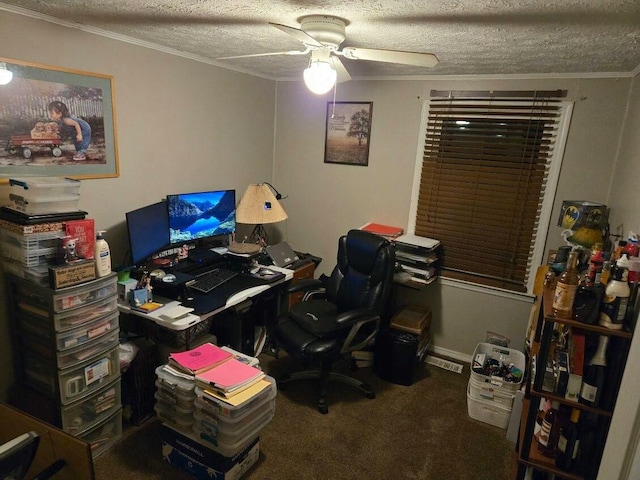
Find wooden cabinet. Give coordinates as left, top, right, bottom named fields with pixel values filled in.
left=516, top=287, right=634, bottom=479
left=288, top=261, right=316, bottom=308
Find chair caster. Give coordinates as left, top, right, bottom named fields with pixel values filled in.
left=317, top=404, right=329, bottom=414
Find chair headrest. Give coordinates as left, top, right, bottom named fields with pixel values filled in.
left=345, top=229, right=390, bottom=274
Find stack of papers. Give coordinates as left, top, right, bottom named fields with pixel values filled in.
left=168, top=342, right=233, bottom=375
left=196, top=359, right=265, bottom=398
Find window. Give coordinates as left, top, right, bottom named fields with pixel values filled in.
left=411, top=90, right=572, bottom=293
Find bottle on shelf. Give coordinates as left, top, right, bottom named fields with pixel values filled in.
left=537, top=400, right=560, bottom=457
left=624, top=256, right=640, bottom=331
left=573, top=272, right=604, bottom=325
left=552, top=250, right=580, bottom=319
left=600, top=260, right=612, bottom=286
left=555, top=408, right=581, bottom=472
left=587, top=243, right=605, bottom=283
left=599, top=263, right=630, bottom=330
left=533, top=397, right=551, bottom=442
left=579, top=335, right=609, bottom=408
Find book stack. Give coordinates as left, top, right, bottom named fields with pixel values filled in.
left=394, top=234, right=440, bottom=285
left=155, top=342, right=276, bottom=479
left=360, top=222, right=404, bottom=240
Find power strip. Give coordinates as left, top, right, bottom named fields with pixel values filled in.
left=426, top=355, right=464, bottom=374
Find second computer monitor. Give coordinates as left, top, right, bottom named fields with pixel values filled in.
left=167, top=189, right=236, bottom=246
left=126, top=201, right=171, bottom=266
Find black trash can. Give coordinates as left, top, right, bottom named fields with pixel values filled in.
left=374, top=328, right=421, bottom=386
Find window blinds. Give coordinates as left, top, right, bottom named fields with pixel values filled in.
left=415, top=90, right=566, bottom=292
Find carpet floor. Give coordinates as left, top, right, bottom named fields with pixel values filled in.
left=94, top=353, right=515, bottom=480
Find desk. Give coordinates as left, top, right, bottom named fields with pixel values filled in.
left=118, top=265, right=294, bottom=351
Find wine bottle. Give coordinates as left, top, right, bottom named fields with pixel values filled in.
left=553, top=251, right=580, bottom=318
left=573, top=275, right=603, bottom=325
left=537, top=400, right=560, bottom=457
left=555, top=408, right=581, bottom=471
left=579, top=335, right=609, bottom=407
left=533, top=397, right=550, bottom=442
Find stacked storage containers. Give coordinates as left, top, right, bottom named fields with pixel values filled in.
left=467, top=342, right=525, bottom=429
left=155, top=351, right=276, bottom=480
left=2, top=177, right=122, bottom=459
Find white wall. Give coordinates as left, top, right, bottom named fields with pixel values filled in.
left=274, top=77, right=632, bottom=358
left=0, top=10, right=276, bottom=400
left=597, top=76, right=640, bottom=480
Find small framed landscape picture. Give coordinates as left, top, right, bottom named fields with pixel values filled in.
left=324, top=101, right=372, bottom=166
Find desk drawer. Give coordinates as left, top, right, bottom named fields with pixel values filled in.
left=288, top=262, right=316, bottom=308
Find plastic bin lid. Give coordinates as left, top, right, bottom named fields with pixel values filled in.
left=9, top=177, right=80, bottom=188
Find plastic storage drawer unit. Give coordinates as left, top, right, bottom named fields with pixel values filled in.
left=77, top=407, right=123, bottom=458
left=61, top=377, right=122, bottom=435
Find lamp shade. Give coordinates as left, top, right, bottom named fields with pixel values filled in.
left=236, top=184, right=288, bottom=225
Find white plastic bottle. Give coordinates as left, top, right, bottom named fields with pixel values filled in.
left=94, top=230, right=112, bottom=277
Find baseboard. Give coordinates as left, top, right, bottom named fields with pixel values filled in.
left=427, top=345, right=472, bottom=365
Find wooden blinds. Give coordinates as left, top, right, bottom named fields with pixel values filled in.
left=416, top=90, right=566, bottom=292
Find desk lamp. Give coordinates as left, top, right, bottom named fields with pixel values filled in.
left=233, top=183, right=288, bottom=253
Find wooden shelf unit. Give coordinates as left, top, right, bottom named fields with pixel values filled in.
left=515, top=287, right=635, bottom=479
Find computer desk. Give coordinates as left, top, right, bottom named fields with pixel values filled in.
left=117, top=264, right=295, bottom=350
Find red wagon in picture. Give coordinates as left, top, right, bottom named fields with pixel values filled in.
left=5, top=134, right=63, bottom=159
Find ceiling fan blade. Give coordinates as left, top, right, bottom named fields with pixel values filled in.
left=331, top=56, right=352, bottom=83
left=340, top=47, right=439, bottom=67
left=270, top=22, right=324, bottom=48
left=217, top=49, right=309, bottom=60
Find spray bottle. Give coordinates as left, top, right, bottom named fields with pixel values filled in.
left=94, top=230, right=111, bottom=277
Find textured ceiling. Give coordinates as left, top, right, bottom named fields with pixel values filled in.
left=1, top=0, right=639, bottom=80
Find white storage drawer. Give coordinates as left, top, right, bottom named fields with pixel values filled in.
left=61, top=377, right=121, bottom=435
left=0, top=228, right=64, bottom=267
left=12, top=273, right=117, bottom=313
left=59, top=345, right=120, bottom=404
left=57, top=328, right=120, bottom=369
left=57, top=311, right=119, bottom=351
left=78, top=407, right=123, bottom=458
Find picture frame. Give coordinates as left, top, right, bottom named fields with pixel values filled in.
left=0, top=57, right=119, bottom=180
left=324, top=101, right=372, bottom=166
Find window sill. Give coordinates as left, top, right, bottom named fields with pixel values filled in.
left=439, top=277, right=535, bottom=304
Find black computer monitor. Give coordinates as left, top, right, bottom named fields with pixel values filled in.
left=126, top=201, right=171, bottom=266
left=166, top=189, right=236, bottom=246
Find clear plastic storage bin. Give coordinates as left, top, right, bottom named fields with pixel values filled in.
left=0, top=228, right=64, bottom=267
left=53, top=294, right=118, bottom=332
left=154, top=397, right=195, bottom=430
left=155, top=380, right=196, bottom=410
left=155, top=364, right=196, bottom=396
left=57, top=328, right=120, bottom=369
left=59, top=345, right=120, bottom=404
left=193, top=402, right=274, bottom=444
left=9, top=177, right=81, bottom=198
left=57, top=311, right=119, bottom=351
left=78, top=407, right=123, bottom=458
left=61, top=377, right=121, bottom=435
left=194, top=375, right=276, bottom=420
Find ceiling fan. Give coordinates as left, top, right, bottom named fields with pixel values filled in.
left=217, top=15, right=439, bottom=94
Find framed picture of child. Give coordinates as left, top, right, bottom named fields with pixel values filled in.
left=0, top=57, right=119, bottom=180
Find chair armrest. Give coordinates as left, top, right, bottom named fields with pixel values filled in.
left=335, top=307, right=376, bottom=327
left=339, top=311, right=380, bottom=354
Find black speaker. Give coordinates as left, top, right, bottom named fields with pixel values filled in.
left=374, top=328, right=420, bottom=386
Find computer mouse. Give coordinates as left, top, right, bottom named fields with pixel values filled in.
left=261, top=268, right=276, bottom=275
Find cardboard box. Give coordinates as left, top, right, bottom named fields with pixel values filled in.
left=49, top=259, right=95, bottom=289
left=557, top=201, right=607, bottom=230
left=161, top=423, right=259, bottom=480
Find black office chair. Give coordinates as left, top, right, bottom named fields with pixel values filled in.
left=273, top=229, right=395, bottom=414
left=0, top=431, right=65, bottom=480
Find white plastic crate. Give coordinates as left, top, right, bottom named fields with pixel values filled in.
left=467, top=383, right=512, bottom=429
left=468, top=376, right=516, bottom=409
left=470, top=343, right=525, bottom=393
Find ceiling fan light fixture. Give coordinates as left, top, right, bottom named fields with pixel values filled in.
left=0, top=62, right=13, bottom=85
left=303, top=60, right=337, bottom=95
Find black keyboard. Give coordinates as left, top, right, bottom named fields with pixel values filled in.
left=187, top=268, right=239, bottom=293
